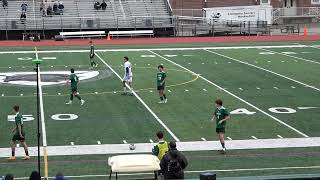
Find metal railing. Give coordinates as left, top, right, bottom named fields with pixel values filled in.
left=0, top=15, right=174, bottom=31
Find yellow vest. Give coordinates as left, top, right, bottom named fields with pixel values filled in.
left=157, top=141, right=169, bottom=160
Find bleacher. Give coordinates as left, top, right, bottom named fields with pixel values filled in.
left=0, top=0, right=172, bottom=30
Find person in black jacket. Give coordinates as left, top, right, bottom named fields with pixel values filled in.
left=160, top=142, right=188, bottom=179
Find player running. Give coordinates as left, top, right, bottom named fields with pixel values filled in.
left=66, top=68, right=85, bottom=105
left=157, top=65, right=167, bottom=104
left=121, top=56, right=133, bottom=96
left=8, top=105, right=30, bottom=160
left=89, top=41, right=98, bottom=68
left=211, top=99, right=230, bottom=154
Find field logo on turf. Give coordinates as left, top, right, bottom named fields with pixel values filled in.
left=0, top=71, right=99, bottom=86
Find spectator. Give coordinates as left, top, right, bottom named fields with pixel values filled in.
left=21, top=1, right=28, bottom=12
left=58, top=1, right=64, bottom=14
left=160, top=142, right=188, bottom=180
left=40, top=1, right=44, bottom=11
left=152, top=131, right=168, bottom=160
left=29, top=171, right=41, bottom=180
left=4, top=174, right=14, bottom=180
left=20, top=12, right=26, bottom=24
left=94, top=1, right=100, bottom=10
left=2, top=0, right=8, bottom=9
left=100, top=0, right=107, bottom=10
left=47, top=5, right=52, bottom=16
left=53, top=2, right=58, bottom=13
left=54, top=172, right=68, bottom=180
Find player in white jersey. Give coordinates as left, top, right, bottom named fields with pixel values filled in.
left=122, top=56, right=133, bottom=96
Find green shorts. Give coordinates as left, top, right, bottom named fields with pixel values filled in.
left=71, top=87, right=78, bottom=93
left=216, top=127, right=225, bottom=134
left=12, top=133, right=25, bottom=142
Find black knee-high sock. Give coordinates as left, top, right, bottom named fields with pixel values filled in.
left=25, top=149, right=29, bottom=156
left=163, top=94, right=167, bottom=99
left=93, top=61, right=96, bottom=65
left=160, top=96, right=164, bottom=101
left=70, top=94, right=74, bottom=101
left=12, top=150, right=15, bottom=157
left=75, top=95, right=82, bottom=101
left=221, top=143, right=225, bottom=148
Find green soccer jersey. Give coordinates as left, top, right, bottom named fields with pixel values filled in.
left=214, top=107, right=229, bottom=129
left=157, top=71, right=166, bottom=86
left=69, top=73, right=79, bottom=89
left=90, top=45, right=94, bottom=57
left=15, top=113, right=24, bottom=135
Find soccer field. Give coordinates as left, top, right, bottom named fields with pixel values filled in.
left=0, top=41, right=320, bottom=179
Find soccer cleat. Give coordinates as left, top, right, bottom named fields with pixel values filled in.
left=22, top=156, right=30, bottom=160
left=95, top=64, right=98, bottom=67
left=164, top=99, right=168, bottom=103
left=7, top=156, right=16, bottom=160
left=219, top=148, right=227, bottom=154
left=66, top=101, right=72, bottom=105
left=81, top=100, right=85, bottom=105
left=158, top=101, right=164, bottom=104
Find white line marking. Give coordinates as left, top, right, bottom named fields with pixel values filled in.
left=298, top=107, right=319, bottom=110
left=149, top=139, right=154, bottom=143
left=97, top=141, right=101, bottom=145
left=35, top=51, right=48, bottom=147
left=201, top=137, right=206, bottom=141
left=251, top=136, right=258, bottom=140
left=123, top=140, right=127, bottom=144
left=150, top=50, right=308, bottom=138
left=70, top=142, right=74, bottom=146
left=227, top=137, right=232, bottom=140
left=260, top=48, right=320, bottom=65
left=2, top=137, right=320, bottom=157
left=205, top=49, right=320, bottom=93
left=0, top=45, right=307, bottom=54
left=95, top=53, right=180, bottom=142
left=277, top=135, right=283, bottom=139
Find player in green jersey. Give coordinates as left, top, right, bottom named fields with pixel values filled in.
left=8, top=105, right=30, bottom=160
left=66, top=68, right=85, bottom=105
left=157, top=65, right=167, bottom=104
left=211, top=99, right=230, bottom=154
left=89, top=41, right=98, bottom=68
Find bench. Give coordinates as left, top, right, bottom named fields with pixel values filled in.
left=59, top=31, right=106, bottom=39
left=109, top=30, right=154, bottom=38
left=108, top=154, right=160, bottom=180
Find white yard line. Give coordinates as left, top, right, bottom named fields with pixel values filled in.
left=0, top=45, right=307, bottom=54
left=259, top=48, right=320, bottom=65
left=1, top=137, right=320, bottom=157
left=35, top=51, right=48, bottom=147
left=205, top=49, right=320, bottom=93
left=95, top=53, right=180, bottom=142
left=149, top=50, right=309, bottom=138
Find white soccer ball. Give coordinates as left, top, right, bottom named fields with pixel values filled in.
left=129, top=144, right=136, bottom=150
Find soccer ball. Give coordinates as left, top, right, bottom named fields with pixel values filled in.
left=129, top=144, right=136, bottom=150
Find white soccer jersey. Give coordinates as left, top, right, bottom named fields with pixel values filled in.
left=124, top=61, right=132, bottom=77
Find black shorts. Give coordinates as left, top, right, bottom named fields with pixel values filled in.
left=157, top=84, right=165, bottom=91
left=12, top=133, right=25, bottom=141
left=71, top=87, right=78, bottom=93
left=216, top=128, right=225, bottom=134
